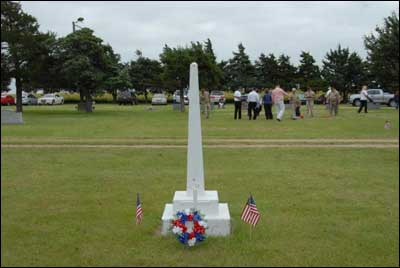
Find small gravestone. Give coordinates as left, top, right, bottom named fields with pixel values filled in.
left=1, top=110, right=23, bottom=125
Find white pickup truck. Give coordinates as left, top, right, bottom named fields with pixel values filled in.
left=349, top=89, right=396, bottom=107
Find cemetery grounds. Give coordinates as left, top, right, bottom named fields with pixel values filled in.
left=1, top=104, right=399, bottom=266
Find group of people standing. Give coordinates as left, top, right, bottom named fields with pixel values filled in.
left=204, top=85, right=398, bottom=121
left=233, top=85, right=320, bottom=122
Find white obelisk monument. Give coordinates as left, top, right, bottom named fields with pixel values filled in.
left=161, top=63, right=231, bottom=236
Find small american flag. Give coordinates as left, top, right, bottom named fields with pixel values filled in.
left=241, top=195, right=260, bottom=226
left=136, top=193, right=143, bottom=225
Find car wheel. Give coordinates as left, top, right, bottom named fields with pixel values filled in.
left=389, top=99, right=396, bottom=107
left=354, top=99, right=361, bottom=107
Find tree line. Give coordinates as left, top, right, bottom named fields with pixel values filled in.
left=1, top=1, right=398, bottom=112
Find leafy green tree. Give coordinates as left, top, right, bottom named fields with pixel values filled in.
left=1, top=1, right=40, bottom=112
left=364, top=12, right=399, bottom=91
left=1, top=49, right=12, bottom=90
left=276, top=54, right=297, bottom=89
left=159, top=41, right=223, bottom=111
left=297, top=51, right=320, bottom=87
left=255, top=53, right=279, bottom=88
left=189, top=41, right=222, bottom=91
left=105, top=65, right=132, bottom=103
left=218, top=60, right=229, bottom=90
left=204, top=38, right=216, bottom=63
left=102, top=45, right=128, bottom=102
left=322, top=45, right=366, bottom=98
left=225, top=43, right=256, bottom=90
left=56, top=28, right=116, bottom=112
left=24, top=32, right=61, bottom=93
left=129, top=50, right=162, bottom=103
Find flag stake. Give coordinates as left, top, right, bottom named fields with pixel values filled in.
left=249, top=224, right=252, bottom=240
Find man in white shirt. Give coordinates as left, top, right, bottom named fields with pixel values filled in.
left=358, top=85, right=371, bottom=114
left=233, top=88, right=242, bottom=120
left=247, top=88, right=260, bottom=120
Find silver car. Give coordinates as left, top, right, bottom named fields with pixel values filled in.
left=22, top=94, right=38, bottom=105
left=152, top=93, right=168, bottom=105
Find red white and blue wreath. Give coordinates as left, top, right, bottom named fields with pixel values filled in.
left=171, top=209, right=207, bottom=246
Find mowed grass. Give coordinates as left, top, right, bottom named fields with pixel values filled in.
left=1, top=103, right=399, bottom=266
left=1, top=147, right=399, bottom=267
left=1, top=103, right=399, bottom=140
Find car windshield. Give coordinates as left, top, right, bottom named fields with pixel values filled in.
left=44, top=94, right=54, bottom=97
left=211, top=91, right=223, bottom=95
left=154, top=94, right=164, bottom=98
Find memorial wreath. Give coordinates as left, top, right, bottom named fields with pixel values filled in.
left=171, top=209, right=207, bottom=246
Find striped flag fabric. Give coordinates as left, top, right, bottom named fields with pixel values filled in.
left=241, top=195, right=261, bottom=226
left=136, top=193, right=143, bottom=225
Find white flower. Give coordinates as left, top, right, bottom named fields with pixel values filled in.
left=187, top=238, right=197, bottom=247
left=172, top=226, right=183, bottom=235
left=198, top=221, right=207, bottom=228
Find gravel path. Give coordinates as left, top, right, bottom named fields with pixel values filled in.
left=2, top=143, right=398, bottom=149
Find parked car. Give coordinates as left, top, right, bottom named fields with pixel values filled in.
left=38, top=94, right=64, bottom=105
left=1, top=94, right=15, bottom=106
left=173, top=89, right=189, bottom=105
left=151, top=93, right=168, bottom=105
left=117, top=89, right=137, bottom=105
left=210, top=90, right=225, bottom=104
left=349, top=89, right=396, bottom=107
left=22, top=93, right=38, bottom=105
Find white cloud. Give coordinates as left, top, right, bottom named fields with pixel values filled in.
left=20, top=1, right=398, bottom=65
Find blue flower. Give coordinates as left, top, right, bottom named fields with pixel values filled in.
left=195, top=233, right=205, bottom=242
left=193, top=214, right=201, bottom=222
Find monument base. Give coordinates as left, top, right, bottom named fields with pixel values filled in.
left=161, top=190, right=231, bottom=236
left=1, top=110, right=23, bottom=125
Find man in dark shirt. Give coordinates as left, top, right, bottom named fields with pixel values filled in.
left=262, top=89, right=273, bottom=120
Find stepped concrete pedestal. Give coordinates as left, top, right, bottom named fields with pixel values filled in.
left=161, top=63, right=231, bottom=236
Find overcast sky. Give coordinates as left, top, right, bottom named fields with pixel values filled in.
left=20, top=1, right=399, bottom=65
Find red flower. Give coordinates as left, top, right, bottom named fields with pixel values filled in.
left=187, top=214, right=193, bottom=221
left=189, top=232, right=195, bottom=239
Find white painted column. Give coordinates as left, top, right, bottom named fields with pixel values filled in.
left=186, top=62, right=205, bottom=195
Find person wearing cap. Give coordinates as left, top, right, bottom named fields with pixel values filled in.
left=304, top=87, right=316, bottom=117
left=200, top=88, right=211, bottom=119
left=289, top=88, right=301, bottom=120
left=326, top=85, right=341, bottom=117
left=271, top=84, right=289, bottom=122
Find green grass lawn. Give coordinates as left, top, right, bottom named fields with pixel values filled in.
left=1, top=148, right=398, bottom=267
left=1, top=103, right=399, bottom=266
left=1, top=104, right=399, bottom=141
